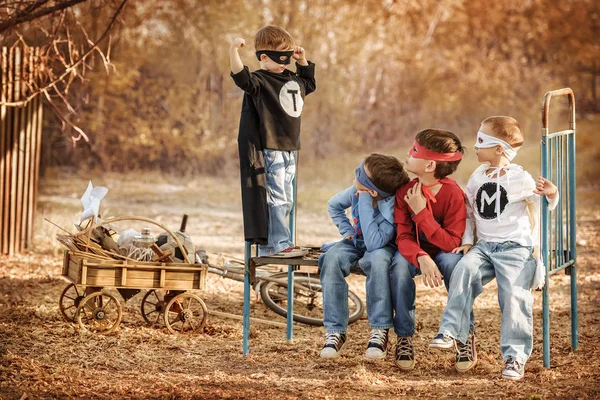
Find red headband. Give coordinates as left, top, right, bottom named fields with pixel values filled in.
left=409, top=140, right=462, bottom=161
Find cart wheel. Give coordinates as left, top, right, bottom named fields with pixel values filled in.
left=141, top=290, right=166, bottom=325
left=59, top=283, right=86, bottom=322
left=76, top=292, right=122, bottom=334
left=164, top=293, right=208, bottom=334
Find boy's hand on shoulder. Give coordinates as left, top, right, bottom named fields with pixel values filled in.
left=417, top=255, right=443, bottom=288
left=533, top=176, right=558, bottom=199
left=293, top=46, right=308, bottom=65
left=404, top=181, right=427, bottom=214
left=230, top=38, right=245, bottom=50
left=452, top=244, right=472, bottom=254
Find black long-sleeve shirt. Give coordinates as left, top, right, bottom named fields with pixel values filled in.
left=231, top=61, right=316, bottom=150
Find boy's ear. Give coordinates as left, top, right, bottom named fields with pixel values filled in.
left=494, top=145, right=504, bottom=155
left=425, top=160, right=436, bottom=173
left=260, top=54, right=268, bottom=62
left=367, top=189, right=378, bottom=198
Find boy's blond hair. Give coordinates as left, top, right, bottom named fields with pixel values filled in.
left=481, top=116, right=524, bottom=148
left=254, top=26, right=294, bottom=51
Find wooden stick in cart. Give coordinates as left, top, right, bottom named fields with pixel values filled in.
left=151, top=243, right=175, bottom=263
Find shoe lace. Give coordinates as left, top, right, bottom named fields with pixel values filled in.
left=369, top=329, right=387, bottom=346
left=505, top=357, right=522, bottom=371
left=325, top=333, right=342, bottom=346
left=456, top=335, right=473, bottom=361
left=396, top=337, right=413, bottom=356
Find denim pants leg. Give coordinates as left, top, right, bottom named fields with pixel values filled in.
left=434, top=251, right=475, bottom=332
left=438, top=241, right=496, bottom=344
left=260, top=149, right=296, bottom=255
left=389, top=251, right=420, bottom=336
left=358, top=244, right=396, bottom=330
left=319, top=239, right=364, bottom=334
left=492, top=242, right=536, bottom=364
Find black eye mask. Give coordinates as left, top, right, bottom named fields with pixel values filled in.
left=255, top=50, right=294, bottom=65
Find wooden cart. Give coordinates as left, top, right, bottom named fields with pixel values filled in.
left=58, top=216, right=208, bottom=335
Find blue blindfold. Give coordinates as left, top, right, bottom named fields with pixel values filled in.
left=354, top=161, right=392, bottom=198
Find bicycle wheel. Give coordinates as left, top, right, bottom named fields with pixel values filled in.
left=260, top=272, right=364, bottom=326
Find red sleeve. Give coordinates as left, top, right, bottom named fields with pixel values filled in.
left=395, top=181, right=428, bottom=267
left=411, top=184, right=466, bottom=252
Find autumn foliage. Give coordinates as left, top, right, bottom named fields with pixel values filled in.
left=8, top=0, right=598, bottom=175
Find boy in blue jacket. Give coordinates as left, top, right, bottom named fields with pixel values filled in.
left=319, top=153, right=410, bottom=359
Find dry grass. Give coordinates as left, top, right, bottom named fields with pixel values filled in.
left=1, top=171, right=599, bottom=399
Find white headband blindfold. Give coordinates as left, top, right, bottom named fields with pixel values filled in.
left=475, top=131, right=517, bottom=161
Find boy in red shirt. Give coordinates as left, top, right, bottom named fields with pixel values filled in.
left=390, top=129, right=469, bottom=371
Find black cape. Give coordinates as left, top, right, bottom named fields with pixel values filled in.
left=231, top=62, right=316, bottom=244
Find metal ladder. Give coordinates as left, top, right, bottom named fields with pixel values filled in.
left=541, top=88, right=578, bottom=367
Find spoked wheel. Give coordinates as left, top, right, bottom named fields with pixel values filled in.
left=141, top=290, right=167, bottom=325
left=260, top=272, right=365, bottom=326
left=163, top=292, right=208, bottom=334
left=59, top=283, right=86, bottom=322
left=75, top=292, right=122, bottom=334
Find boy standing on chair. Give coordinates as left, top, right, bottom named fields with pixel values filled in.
left=429, top=116, right=559, bottom=381
left=230, top=26, right=316, bottom=258
left=319, top=153, right=410, bottom=359
left=390, top=129, right=468, bottom=371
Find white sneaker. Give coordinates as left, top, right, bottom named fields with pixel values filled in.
left=502, top=357, right=525, bottom=380
left=429, top=333, right=455, bottom=349
left=271, top=247, right=308, bottom=258
left=365, top=329, right=388, bottom=359
left=320, top=333, right=347, bottom=358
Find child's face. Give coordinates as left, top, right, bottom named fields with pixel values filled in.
left=404, top=145, right=435, bottom=176
left=259, top=45, right=293, bottom=73
left=474, top=123, right=503, bottom=163
left=353, top=164, right=378, bottom=198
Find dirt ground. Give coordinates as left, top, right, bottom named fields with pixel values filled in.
left=1, top=172, right=599, bottom=399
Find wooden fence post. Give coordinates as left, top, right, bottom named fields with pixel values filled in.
left=0, top=45, right=44, bottom=255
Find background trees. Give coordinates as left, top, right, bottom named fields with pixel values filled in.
left=5, top=0, right=598, bottom=175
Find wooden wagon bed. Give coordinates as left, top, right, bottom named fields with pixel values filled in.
left=62, top=250, right=208, bottom=290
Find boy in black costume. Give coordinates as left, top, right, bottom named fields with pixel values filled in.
left=230, top=26, right=316, bottom=257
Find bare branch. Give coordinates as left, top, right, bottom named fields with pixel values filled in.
left=0, top=0, right=89, bottom=34
left=0, top=0, right=129, bottom=107
left=43, top=90, right=89, bottom=143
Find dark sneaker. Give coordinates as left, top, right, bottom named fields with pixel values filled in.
left=455, top=332, right=477, bottom=373
left=502, top=357, right=525, bottom=380
left=394, top=336, right=415, bottom=371
left=429, top=333, right=455, bottom=349
left=320, top=333, right=347, bottom=358
left=271, top=247, right=308, bottom=258
left=365, top=329, right=388, bottom=359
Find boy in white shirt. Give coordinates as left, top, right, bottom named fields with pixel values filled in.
left=429, top=116, right=559, bottom=381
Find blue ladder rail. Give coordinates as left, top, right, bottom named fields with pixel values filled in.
left=541, top=88, right=578, bottom=368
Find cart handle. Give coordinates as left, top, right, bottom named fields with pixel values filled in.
left=76, top=215, right=194, bottom=264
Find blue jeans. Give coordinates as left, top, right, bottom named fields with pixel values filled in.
left=259, top=149, right=296, bottom=255
left=390, top=250, right=468, bottom=337
left=319, top=239, right=396, bottom=333
left=438, top=240, right=535, bottom=364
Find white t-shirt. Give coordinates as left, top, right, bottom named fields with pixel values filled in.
left=463, top=164, right=559, bottom=246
